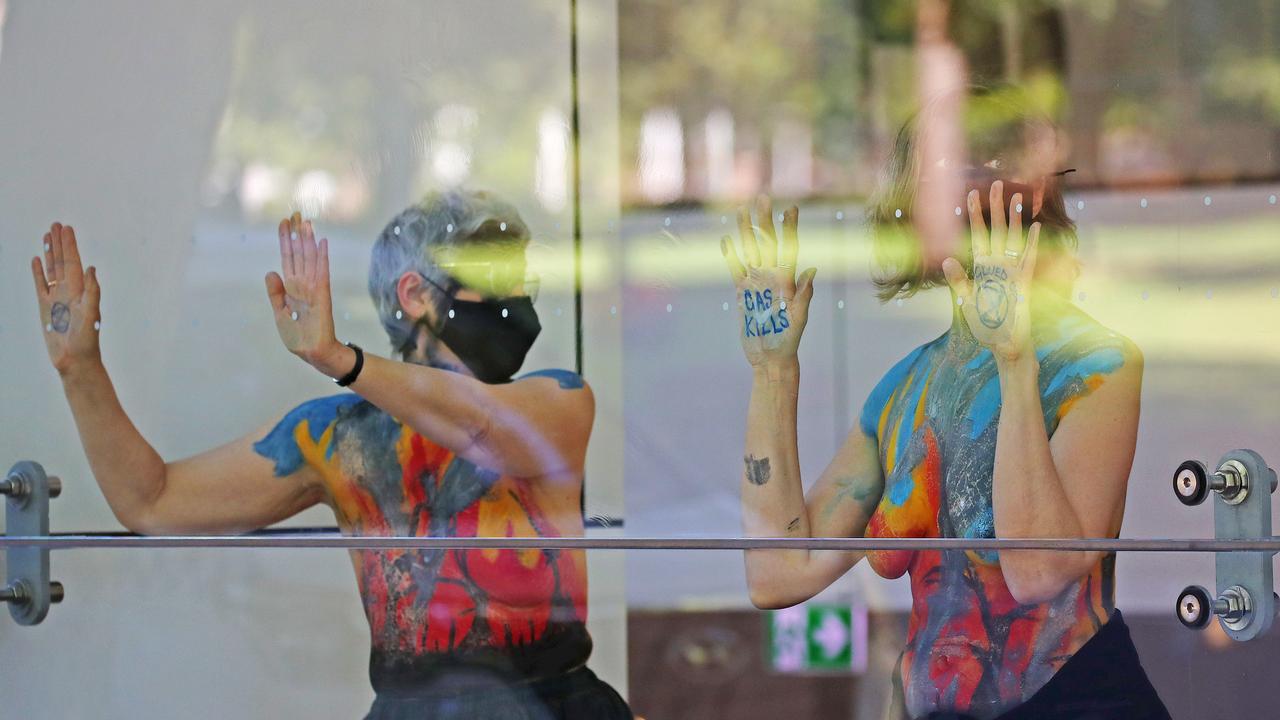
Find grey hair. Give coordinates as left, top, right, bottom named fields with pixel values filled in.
left=368, top=189, right=531, bottom=358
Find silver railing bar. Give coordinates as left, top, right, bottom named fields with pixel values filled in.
left=2, top=535, right=1280, bottom=552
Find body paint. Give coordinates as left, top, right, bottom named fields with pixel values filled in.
left=253, top=374, right=591, bottom=680
left=858, top=301, right=1129, bottom=717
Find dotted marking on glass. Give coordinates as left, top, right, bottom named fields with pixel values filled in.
left=722, top=302, right=729, bottom=311
left=501, top=308, right=509, bottom=318
left=395, top=310, right=403, bottom=320
left=1205, top=290, right=1213, bottom=299
left=291, top=231, right=299, bottom=240
left=895, top=298, right=903, bottom=307
left=666, top=304, right=673, bottom=313
left=1271, top=195, right=1278, bottom=205
left=777, top=212, right=784, bottom=222
left=664, top=217, right=671, bottom=227
left=45, top=323, right=52, bottom=332
left=837, top=300, right=845, bottom=310
left=779, top=300, right=787, bottom=310
left=291, top=311, right=299, bottom=321
left=721, top=216, right=728, bottom=225
left=447, top=223, right=454, bottom=232
left=500, top=222, right=507, bottom=231
left=1076, top=200, right=1085, bottom=210
left=1203, top=196, right=1212, bottom=206
left=393, top=226, right=400, bottom=236
left=835, top=211, right=844, bottom=221
left=1015, top=203, right=1023, bottom=213
left=610, top=306, right=617, bottom=315
left=44, top=242, right=50, bottom=252
left=956, top=297, right=964, bottom=306
left=448, top=309, right=456, bottom=319
left=954, top=206, right=963, bottom=216
left=894, top=208, right=902, bottom=218
left=1142, top=291, right=1150, bottom=301
left=93, top=320, right=101, bottom=331
left=1140, top=198, right=1148, bottom=209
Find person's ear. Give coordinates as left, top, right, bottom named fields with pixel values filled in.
left=397, top=272, right=438, bottom=328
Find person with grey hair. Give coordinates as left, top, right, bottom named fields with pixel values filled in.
left=29, top=189, right=632, bottom=719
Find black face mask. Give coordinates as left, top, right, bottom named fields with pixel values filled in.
left=434, top=295, right=541, bottom=384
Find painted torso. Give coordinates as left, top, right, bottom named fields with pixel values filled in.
left=860, top=302, right=1128, bottom=719
left=254, top=373, right=590, bottom=690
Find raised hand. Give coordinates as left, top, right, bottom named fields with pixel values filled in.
left=942, top=181, right=1040, bottom=362
left=31, top=223, right=102, bottom=376
left=720, top=195, right=817, bottom=367
left=265, top=212, right=339, bottom=366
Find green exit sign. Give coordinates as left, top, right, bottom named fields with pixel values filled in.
left=767, top=603, right=867, bottom=674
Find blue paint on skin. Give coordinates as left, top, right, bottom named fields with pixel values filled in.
left=1045, top=348, right=1125, bottom=396
left=859, top=342, right=933, bottom=437
left=518, top=368, right=585, bottom=390
left=253, top=394, right=364, bottom=476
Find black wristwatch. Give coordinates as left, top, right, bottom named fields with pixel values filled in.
left=333, top=342, right=364, bottom=387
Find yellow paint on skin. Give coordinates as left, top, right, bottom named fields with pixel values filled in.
left=294, top=420, right=363, bottom=524
left=476, top=477, right=543, bottom=568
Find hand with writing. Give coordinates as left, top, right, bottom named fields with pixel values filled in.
left=720, top=195, right=817, bottom=368
left=942, top=181, right=1040, bottom=363
left=31, top=223, right=103, bottom=377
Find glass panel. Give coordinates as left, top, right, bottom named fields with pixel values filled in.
left=3, top=0, right=1280, bottom=719
left=2, top=546, right=1280, bottom=717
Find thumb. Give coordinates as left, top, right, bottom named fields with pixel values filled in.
left=796, top=267, right=817, bottom=302
left=85, top=266, right=102, bottom=311
left=265, top=272, right=287, bottom=313
left=941, top=257, right=972, bottom=298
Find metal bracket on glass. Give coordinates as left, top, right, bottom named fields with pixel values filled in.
left=1173, top=450, right=1278, bottom=640
left=2, top=461, right=64, bottom=625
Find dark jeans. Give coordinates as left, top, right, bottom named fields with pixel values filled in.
left=364, top=666, right=632, bottom=720
left=923, top=610, right=1171, bottom=720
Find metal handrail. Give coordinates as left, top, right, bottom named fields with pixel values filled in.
left=2, top=534, right=1279, bottom=552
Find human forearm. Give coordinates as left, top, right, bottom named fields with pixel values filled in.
left=741, top=360, right=806, bottom=535
left=992, top=356, right=1096, bottom=601
left=59, top=360, right=166, bottom=528
left=311, top=341, right=489, bottom=453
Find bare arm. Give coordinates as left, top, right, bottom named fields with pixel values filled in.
left=943, top=183, right=1141, bottom=604
left=991, top=349, right=1140, bottom=604
left=264, top=214, right=593, bottom=480
left=32, top=223, right=324, bottom=535
left=722, top=198, right=884, bottom=609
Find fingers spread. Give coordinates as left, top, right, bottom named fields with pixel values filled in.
left=318, top=237, right=331, bottom=289
left=755, top=194, right=778, bottom=267
left=967, top=189, right=989, bottom=258
left=31, top=257, right=48, bottom=303
left=50, top=222, right=65, bottom=281
left=736, top=206, right=761, bottom=267
left=1007, top=192, right=1024, bottom=256
left=781, top=205, right=800, bottom=270
left=62, top=224, right=84, bottom=289
left=43, top=232, right=54, bottom=283
left=941, top=257, right=973, bottom=298
left=1022, top=222, right=1041, bottom=276
left=721, top=235, right=747, bottom=283
left=988, top=180, right=1006, bottom=256
left=301, top=220, right=316, bottom=280
left=289, top=213, right=304, bottom=280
